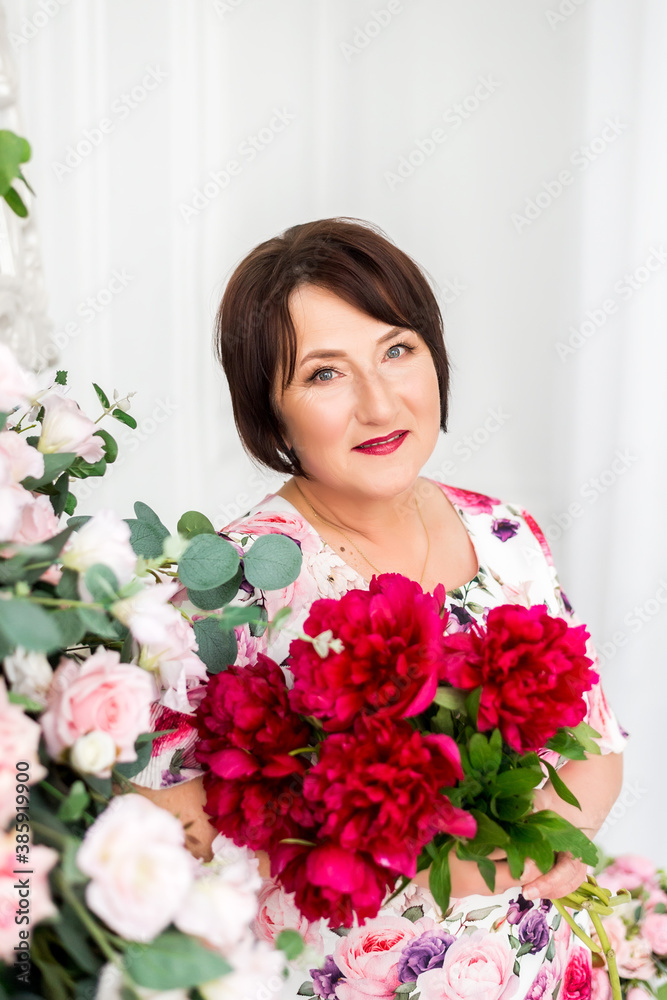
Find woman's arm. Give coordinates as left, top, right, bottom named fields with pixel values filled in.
left=413, top=749, right=624, bottom=900
left=129, top=776, right=271, bottom=876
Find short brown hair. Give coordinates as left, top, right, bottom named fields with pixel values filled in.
left=214, top=216, right=450, bottom=481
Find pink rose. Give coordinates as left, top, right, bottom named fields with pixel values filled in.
left=40, top=647, right=157, bottom=776
left=37, top=392, right=105, bottom=463
left=417, top=929, right=519, bottom=1000
left=641, top=912, right=667, bottom=956
left=333, top=916, right=434, bottom=999
left=76, top=793, right=197, bottom=941
left=0, top=454, right=32, bottom=539
left=0, top=831, right=57, bottom=962
left=0, top=429, right=44, bottom=484
left=4, top=493, right=64, bottom=584
left=224, top=506, right=319, bottom=552
left=253, top=877, right=324, bottom=952
left=438, top=483, right=501, bottom=515
left=590, top=967, right=611, bottom=1000
left=0, top=679, right=47, bottom=827
left=561, top=948, right=592, bottom=1000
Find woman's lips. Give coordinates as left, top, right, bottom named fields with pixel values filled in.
left=352, top=430, right=409, bottom=455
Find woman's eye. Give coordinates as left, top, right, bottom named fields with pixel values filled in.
left=307, top=342, right=413, bottom=383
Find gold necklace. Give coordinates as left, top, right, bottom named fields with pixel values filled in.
left=292, top=479, right=431, bottom=586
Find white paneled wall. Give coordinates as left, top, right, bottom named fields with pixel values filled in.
left=6, top=0, right=667, bottom=858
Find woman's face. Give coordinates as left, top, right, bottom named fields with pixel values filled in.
left=273, top=284, right=442, bottom=498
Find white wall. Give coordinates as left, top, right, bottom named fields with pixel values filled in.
left=7, top=0, right=667, bottom=860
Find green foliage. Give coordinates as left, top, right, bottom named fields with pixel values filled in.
left=242, top=532, right=302, bottom=590
left=123, top=931, right=232, bottom=989
left=178, top=533, right=240, bottom=590
left=177, top=510, right=216, bottom=538
left=0, top=129, right=32, bottom=216
left=193, top=617, right=238, bottom=673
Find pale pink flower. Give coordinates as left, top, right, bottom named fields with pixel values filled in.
left=3, top=493, right=64, bottom=584
left=253, top=877, right=324, bottom=952
left=590, top=967, right=611, bottom=1000
left=0, top=678, right=47, bottom=827
left=198, top=933, right=285, bottom=1000
left=626, top=989, right=653, bottom=1000
left=0, top=452, right=32, bottom=539
left=37, top=392, right=105, bottom=463
left=3, top=646, right=53, bottom=707
left=76, top=793, right=197, bottom=941
left=0, top=343, right=38, bottom=412
left=598, top=917, right=655, bottom=981
left=334, top=916, right=436, bottom=999
left=599, top=855, right=659, bottom=893
left=646, top=888, right=667, bottom=912
left=139, top=615, right=208, bottom=715
left=0, top=429, right=44, bottom=484
left=111, top=580, right=182, bottom=645
left=0, top=830, right=58, bottom=961
left=61, top=508, right=137, bottom=602
left=233, top=624, right=265, bottom=667
left=417, top=928, right=520, bottom=1000
left=40, top=647, right=157, bottom=776
left=175, top=840, right=261, bottom=951
left=642, top=911, right=667, bottom=956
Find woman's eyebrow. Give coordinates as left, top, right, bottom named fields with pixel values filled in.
left=298, top=326, right=409, bottom=368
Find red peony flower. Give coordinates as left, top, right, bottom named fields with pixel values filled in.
left=271, top=841, right=396, bottom=927
left=438, top=603, right=599, bottom=752
left=194, top=654, right=316, bottom=851
left=288, top=572, right=449, bottom=731
left=303, top=715, right=476, bottom=878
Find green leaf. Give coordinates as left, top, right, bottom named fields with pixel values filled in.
left=491, top=795, right=534, bottom=822
left=56, top=567, right=80, bottom=599
left=218, top=606, right=267, bottom=629
left=465, top=904, right=502, bottom=921
left=50, top=471, right=71, bottom=517
left=64, top=491, right=78, bottom=515
left=571, top=721, right=602, bottom=754
left=57, top=781, right=90, bottom=822
left=20, top=451, right=77, bottom=490
left=433, top=687, right=466, bottom=711
left=94, top=427, right=118, bottom=464
left=0, top=598, right=62, bottom=652
left=297, top=985, right=316, bottom=997
left=68, top=455, right=108, bottom=479
left=7, top=691, right=43, bottom=713
left=178, top=533, right=240, bottom=590
left=113, top=738, right=154, bottom=779
left=524, top=811, right=598, bottom=866
left=83, top=563, right=120, bottom=604
left=0, top=410, right=8, bottom=431
left=55, top=370, right=68, bottom=385
left=123, top=930, right=232, bottom=989
left=242, top=533, right=302, bottom=590
left=468, top=732, right=501, bottom=775
left=276, top=928, right=305, bottom=960
left=61, top=836, right=88, bottom=885
left=92, top=383, right=110, bottom=408
left=134, top=501, right=170, bottom=539
left=494, top=769, right=543, bottom=797
left=55, top=902, right=102, bottom=976
left=111, top=408, right=137, bottom=429
left=193, top=617, right=237, bottom=673
left=402, top=905, right=425, bottom=922
left=543, top=760, right=581, bottom=809
left=176, top=510, right=216, bottom=538
left=66, top=515, right=92, bottom=531
left=52, top=608, right=86, bottom=647
left=187, top=566, right=242, bottom=611
left=545, top=731, right=587, bottom=761
left=0, top=130, right=31, bottom=195
left=545, top=934, right=556, bottom=962
left=430, top=704, right=454, bottom=736
left=464, top=685, right=483, bottom=726
left=469, top=810, right=510, bottom=847
left=77, top=606, right=121, bottom=640
left=3, top=185, right=27, bottom=217
left=429, top=841, right=453, bottom=914
left=516, top=940, right=534, bottom=958
left=125, top=519, right=165, bottom=558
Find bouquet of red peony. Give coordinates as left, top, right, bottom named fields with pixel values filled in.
left=194, top=571, right=613, bottom=931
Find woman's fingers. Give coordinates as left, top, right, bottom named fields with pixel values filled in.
left=521, top=852, right=586, bottom=900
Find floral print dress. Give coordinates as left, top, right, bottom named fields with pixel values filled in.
left=132, top=479, right=629, bottom=1000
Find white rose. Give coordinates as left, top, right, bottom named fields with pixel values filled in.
left=70, top=731, right=117, bottom=775
left=61, top=508, right=137, bottom=601
left=3, top=646, right=53, bottom=707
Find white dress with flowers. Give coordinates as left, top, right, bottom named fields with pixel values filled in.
left=133, top=479, right=629, bottom=1000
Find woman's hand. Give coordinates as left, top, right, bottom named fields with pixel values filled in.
left=413, top=846, right=543, bottom=898
left=520, top=850, right=587, bottom=900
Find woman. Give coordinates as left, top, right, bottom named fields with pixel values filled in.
left=132, top=218, right=628, bottom=997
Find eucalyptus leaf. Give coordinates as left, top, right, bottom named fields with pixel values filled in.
left=134, top=501, right=170, bottom=539
left=193, top=617, right=237, bottom=673
left=178, top=533, right=240, bottom=590
left=83, top=563, right=120, bottom=604
left=92, top=382, right=110, bottom=408
left=123, top=930, right=232, bottom=989
left=242, top=532, right=302, bottom=590
left=177, top=510, right=216, bottom=538
left=126, top=519, right=165, bottom=559
left=187, top=566, right=242, bottom=611
left=0, top=598, right=62, bottom=652
left=95, top=427, right=118, bottom=464
left=20, top=451, right=78, bottom=491
left=276, top=929, right=305, bottom=960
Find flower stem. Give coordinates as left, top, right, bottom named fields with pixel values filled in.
left=25, top=595, right=106, bottom=610
left=552, top=898, right=603, bottom=954
left=588, top=907, right=622, bottom=1000
left=55, top=871, right=119, bottom=965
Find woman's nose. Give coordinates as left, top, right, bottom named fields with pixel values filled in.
left=353, top=368, right=400, bottom=422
